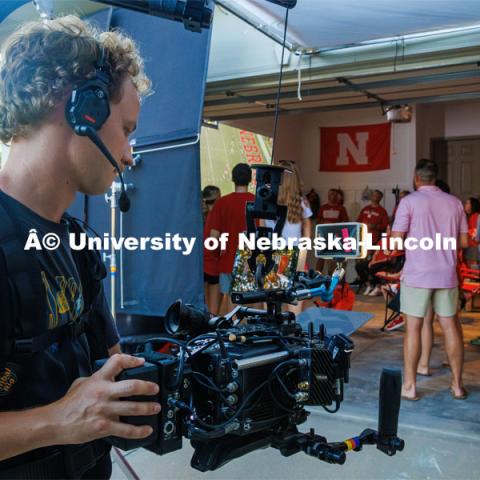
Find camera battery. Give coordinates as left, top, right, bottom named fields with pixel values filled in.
left=107, top=361, right=160, bottom=451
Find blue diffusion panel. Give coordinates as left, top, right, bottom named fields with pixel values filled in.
left=68, top=7, right=211, bottom=316
left=111, top=8, right=211, bottom=144
left=118, top=142, right=203, bottom=315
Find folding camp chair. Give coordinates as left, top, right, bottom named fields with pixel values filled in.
left=459, top=265, right=480, bottom=311
left=383, top=289, right=401, bottom=331
left=374, top=271, right=402, bottom=331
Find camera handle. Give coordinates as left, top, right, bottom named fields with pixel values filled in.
left=273, top=425, right=404, bottom=466
left=273, top=368, right=404, bottom=464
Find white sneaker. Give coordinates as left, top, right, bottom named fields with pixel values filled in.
left=363, top=285, right=373, bottom=295
left=368, top=286, right=382, bottom=296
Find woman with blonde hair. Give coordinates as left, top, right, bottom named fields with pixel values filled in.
left=266, top=160, right=312, bottom=314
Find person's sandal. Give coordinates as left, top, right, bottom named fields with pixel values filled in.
left=450, top=387, right=468, bottom=400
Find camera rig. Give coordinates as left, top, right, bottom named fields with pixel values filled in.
left=101, top=165, right=404, bottom=472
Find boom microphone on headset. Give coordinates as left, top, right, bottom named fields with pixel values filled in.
left=74, top=125, right=131, bottom=213
left=65, top=47, right=130, bottom=213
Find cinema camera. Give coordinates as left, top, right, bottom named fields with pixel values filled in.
left=99, top=165, right=404, bottom=472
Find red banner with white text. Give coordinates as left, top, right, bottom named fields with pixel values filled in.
left=319, top=123, right=391, bottom=172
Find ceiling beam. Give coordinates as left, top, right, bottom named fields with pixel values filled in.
left=204, top=68, right=480, bottom=107
left=337, top=76, right=385, bottom=103
left=204, top=91, right=480, bottom=121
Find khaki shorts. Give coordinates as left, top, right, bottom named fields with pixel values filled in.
left=400, top=283, right=458, bottom=318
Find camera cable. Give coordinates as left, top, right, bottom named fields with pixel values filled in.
left=322, top=399, right=341, bottom=414
left=191, top=377, right=270, bottom=431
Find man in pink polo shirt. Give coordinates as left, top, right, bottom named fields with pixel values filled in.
left=392, top=159, right=468, bottom=401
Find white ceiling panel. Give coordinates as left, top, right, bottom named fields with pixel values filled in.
left=219, top=0, right=480, bottom=50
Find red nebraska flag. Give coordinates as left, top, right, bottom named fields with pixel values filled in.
left=320, top=123, right=391, bottom=172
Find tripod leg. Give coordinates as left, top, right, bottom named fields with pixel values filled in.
left=111, top=446, right=140, bottom=480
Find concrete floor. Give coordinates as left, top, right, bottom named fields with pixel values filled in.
left=111, top=296, right=480, bottom=480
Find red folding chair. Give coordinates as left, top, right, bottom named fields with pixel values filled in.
left=459, top=264, right=480, bottom=311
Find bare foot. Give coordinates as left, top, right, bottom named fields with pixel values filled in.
left=416, top=368, right=431, bottom=376
left=450, top=385, right=467, bottom=399
left=401, top=384, right=419, bottom=400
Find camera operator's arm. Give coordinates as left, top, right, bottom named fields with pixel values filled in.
left=0, top=354, right=160, bottom=462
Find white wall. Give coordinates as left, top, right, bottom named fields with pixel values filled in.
left=415, top=100, right=480, bottom=157
left=297, top=108, right=416, bottom=219
left=228, top=107, right=416, bottom=219
left=445, top=100, right=480, bottom=138
left=226, top=99, right=480, bottom=220
left=416, top=103, right=445, bottom=158
left=225, top=100, right=480, bottom=277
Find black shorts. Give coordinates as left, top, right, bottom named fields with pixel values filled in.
left=204, top=273, right=219, bottom=285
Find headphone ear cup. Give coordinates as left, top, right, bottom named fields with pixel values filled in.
left=65, top=80, right=110, bottom=131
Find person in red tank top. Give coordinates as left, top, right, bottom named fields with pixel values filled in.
left=209, top=163, right=255, bottom=314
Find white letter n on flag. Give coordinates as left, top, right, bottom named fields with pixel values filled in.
left=336, top=132, right=369, bottom=166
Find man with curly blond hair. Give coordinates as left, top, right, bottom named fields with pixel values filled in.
left=0, top=15, right=160, bottom=478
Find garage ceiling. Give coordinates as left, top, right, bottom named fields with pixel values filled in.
left=205, top=1, right=480, bottom=121
left=1, top=1, right=479, bottom=122
left=218, top=0, right=480, bottom=51
left=204, top=62, right=480, bottom=121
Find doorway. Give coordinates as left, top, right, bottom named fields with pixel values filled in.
left=431, top=137, right=480, bottom=200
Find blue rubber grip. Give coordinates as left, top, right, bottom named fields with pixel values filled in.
left=309, top=275, right=339, bottom=302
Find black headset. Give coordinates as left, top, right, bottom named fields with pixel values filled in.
left=65, top=47, right=130, bottom=213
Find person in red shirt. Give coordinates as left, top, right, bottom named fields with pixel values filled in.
left=316, top=189, right=349, bottom=273
left=356, top=190, right=389, bottom=296
left=357, top=189, right=389, bottom=244
left=202, top=185, right=221, bottom=314
left=463, top=197, right=479, bottom=267
left=317, top=189, right=349, bottom=224
left=209, top=163, right=255, bottom=313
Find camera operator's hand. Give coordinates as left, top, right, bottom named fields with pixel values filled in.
left=49, top=354, right=161, bottom=445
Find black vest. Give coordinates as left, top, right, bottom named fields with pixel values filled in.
left=0, top=194, right=110, bottom=477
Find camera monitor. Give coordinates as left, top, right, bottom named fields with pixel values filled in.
left=315, top=222, right=368, bottom=259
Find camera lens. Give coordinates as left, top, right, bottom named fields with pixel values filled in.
left=165, top=300, right=182, bottom=334
left=257, top=185, right=272, bottom=199
left=165, top=300, right=214, bottom=336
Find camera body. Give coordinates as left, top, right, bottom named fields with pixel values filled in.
left=101, top=165, right=403, bottom=470
left=102, top=311, right=353, bottom=471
